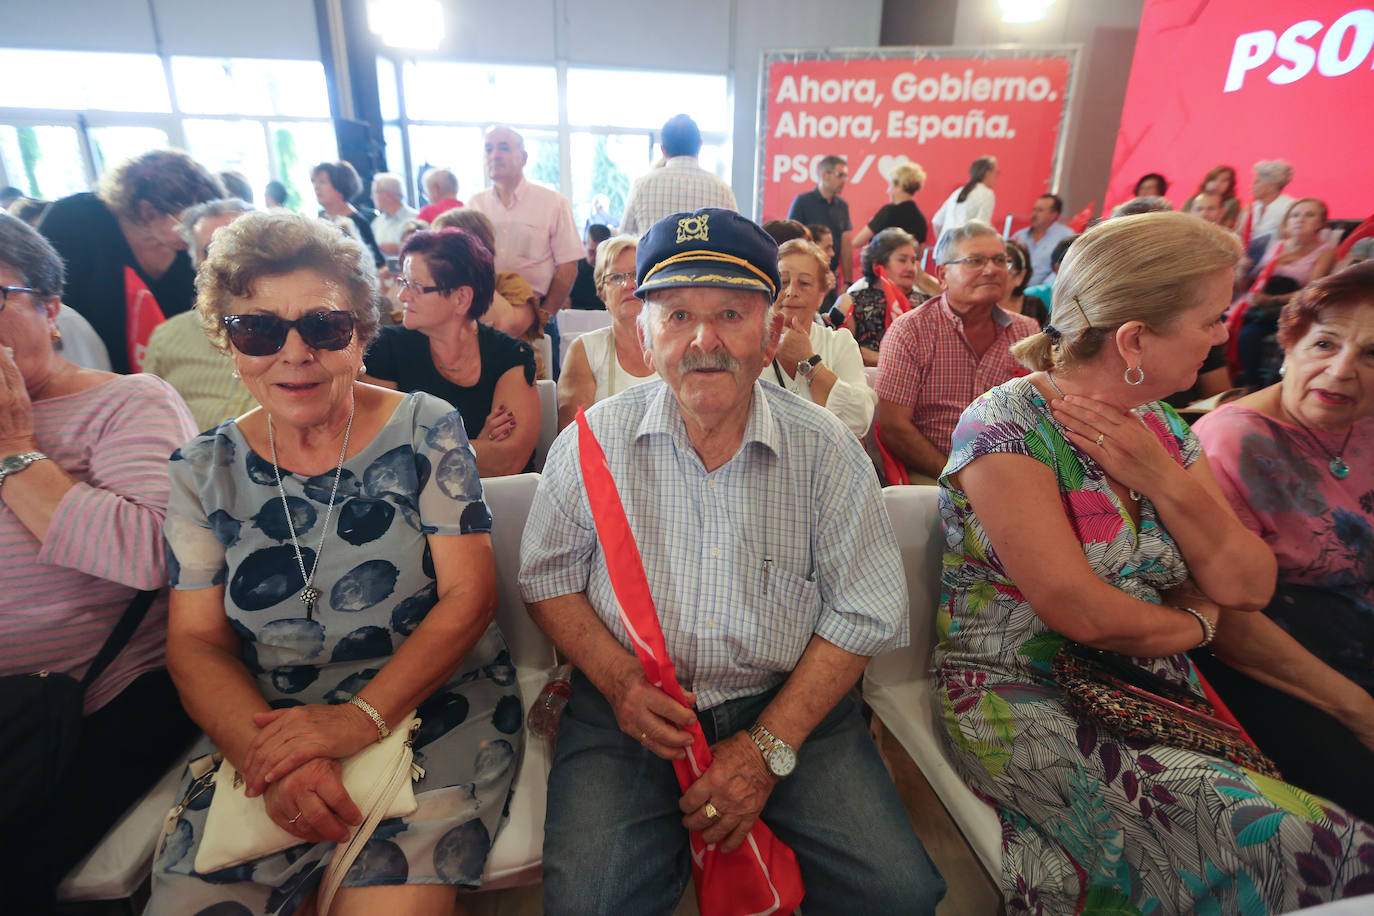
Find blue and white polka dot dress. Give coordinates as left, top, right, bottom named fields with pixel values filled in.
left=148, top=391, right=522, bottom=915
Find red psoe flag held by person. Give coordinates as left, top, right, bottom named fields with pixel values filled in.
left=575, top=410, right=806, bottom=916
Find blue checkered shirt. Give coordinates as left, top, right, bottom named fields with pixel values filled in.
left=518, top=378, right=909, bottom=710
left=620, top=156, right=739, bottom=237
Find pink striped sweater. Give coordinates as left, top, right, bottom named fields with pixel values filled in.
left=0, top=373, right=195, bottom=713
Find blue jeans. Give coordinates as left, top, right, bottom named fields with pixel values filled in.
left=542, top=671, right=945, bottom=915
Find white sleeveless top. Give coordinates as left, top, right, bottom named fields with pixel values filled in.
left=580, top=325, right=658, bottom=402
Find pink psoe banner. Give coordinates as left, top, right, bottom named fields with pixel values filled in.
left=760, top=55, right=1073, bottom=235
left=1109, top=1, right=1374, bottom=218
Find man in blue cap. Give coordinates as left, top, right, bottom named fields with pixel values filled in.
left=520, top=208, right=944, bottom=914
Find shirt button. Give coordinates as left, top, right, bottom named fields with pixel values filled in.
left=707, top=480, right=717, bottom=490
left=710, top=547, right=721, bottom=558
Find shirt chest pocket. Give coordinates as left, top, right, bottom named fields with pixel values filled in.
left=495, top=219, right=547, bottom=262
left=728, top=561, right=821, bottom=674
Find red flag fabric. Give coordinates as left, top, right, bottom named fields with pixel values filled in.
left=1067, top=203, right=1095, bottom=234
left=123, top=266, right=166, bottom=373
left=1335, top=214, right=1374, bottom=261
left=872, top=422, right=909, bottom=487
left=1225, top=241, right=1285, bottom=376
left=872, top=264, right=912, bottom=330
left=575, top=410, right=805, bottom=916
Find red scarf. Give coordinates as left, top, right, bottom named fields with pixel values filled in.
left=576, top=411, right=805, bottom=916
left=873, top=264, right=912, bottom=328
left=123, top=266, right=166, bottom=372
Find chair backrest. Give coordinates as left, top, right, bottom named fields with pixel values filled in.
left=863, top=366, right=880, bottom=389
left=867, top=485, right=946, bottom=685
left=481, top=472, right=558, bottom=671
left=533, top=379, right=557, bottom=471
left=556, top=308, right=612, bottom=354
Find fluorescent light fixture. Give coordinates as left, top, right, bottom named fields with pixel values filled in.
left=367, top=0, right=445, bottom=50
left=999, top=0, right=1055, bottom=23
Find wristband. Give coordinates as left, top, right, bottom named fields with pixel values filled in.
left=348, top=695, right=391, bottom=742
left=1178, top=606, right=1216, bottom=648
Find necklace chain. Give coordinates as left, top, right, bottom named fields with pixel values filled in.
left=268, top=403, right=356, bottom=617
left=1045, top=371, right=1143, bottom=501
left=1285, top=408, right=1354, bottom=480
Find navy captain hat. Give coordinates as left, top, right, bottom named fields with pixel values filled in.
left=635, top=208, right=781, bottom=301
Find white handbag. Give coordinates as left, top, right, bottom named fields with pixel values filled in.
left=164, top=712, right=423, bottom=912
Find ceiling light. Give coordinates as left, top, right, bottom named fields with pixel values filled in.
left=367, top=0, right=445, bottom=51
left=999, top=0, right=1056, bottom=23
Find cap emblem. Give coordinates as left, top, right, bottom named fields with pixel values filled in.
left=676, top=214, right=710, bottom=243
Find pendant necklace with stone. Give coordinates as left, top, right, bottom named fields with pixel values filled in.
left=268, top=403, right=355, bottom=617
left=1287, top=410, right=1354, bottom=480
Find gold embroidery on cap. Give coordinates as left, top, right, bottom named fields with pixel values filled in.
left=676, top=214, right=709, bottom=243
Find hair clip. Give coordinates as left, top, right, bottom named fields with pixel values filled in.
left=1043, top=324, right=1062, bottom=340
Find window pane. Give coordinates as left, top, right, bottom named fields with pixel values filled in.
left=566, top=69, right=729, bottom=132
left=89, top=127, right=170, bottom=176
left=183, top=120, right=270, bottom=206
left=402, top=62, right=557, bottom=124
left=698, top=141, right=731, bottom=180
left=172, top=57, right=330, bottom=117
left=570, top=133, right=651, bottom=229
left=0, top=49, right=170, bottom=112
left=382, top=125, right=407, bottom=198
left=377, top=57, right=400, bottom=122
left=407, top=125, right=484, bottom=208
left=523, top=130, right=560, bottom=193
left=0, top=125, right=87, bottom=199
left=270, top=122, right=338, bottom=213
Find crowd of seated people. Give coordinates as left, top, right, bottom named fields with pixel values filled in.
left=3, top=130, right=1373, bottom=915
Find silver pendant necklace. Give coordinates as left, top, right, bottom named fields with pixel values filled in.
left=267, top=404, right=355, bottom=617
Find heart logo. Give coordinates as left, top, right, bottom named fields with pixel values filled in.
left=877, top=155, right=910, bottom=182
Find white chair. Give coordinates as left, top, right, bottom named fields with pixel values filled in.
left=555, top=308, right=612, bottom=355
left=60, top=475, right=559, bottom=901
left=862, top=485, right=1004, bottom=884
left=863, top=365, right=880, bottom=389
left=480, top=472, right=560, bottom=888
left=533, top=379, right=557, bottom=473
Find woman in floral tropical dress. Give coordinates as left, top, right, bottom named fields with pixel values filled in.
left=932, top=212, right=1374, bottom=914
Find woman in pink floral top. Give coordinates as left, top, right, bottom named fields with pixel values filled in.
left=1193, top=261, right=1374, bottom=823
left=933, top=213, right=1373, bottom=914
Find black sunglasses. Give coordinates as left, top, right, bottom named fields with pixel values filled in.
left=222, top=310, right=356, bottom=356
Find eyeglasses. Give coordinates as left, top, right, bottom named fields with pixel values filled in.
left=1, top=286, right=36, bottom=311
left=395, top=276, right=447, bottom=295
left=604, top=272, right=636, bottom=289
left=944, top=255, right=1011, bottom=270
left=222, top=310, right=356, bottom=356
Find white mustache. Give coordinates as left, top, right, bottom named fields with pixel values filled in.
left=680, top=350, right=740, bottom=372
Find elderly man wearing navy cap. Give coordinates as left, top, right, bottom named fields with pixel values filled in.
left=519, top=208, right=944, bottom=914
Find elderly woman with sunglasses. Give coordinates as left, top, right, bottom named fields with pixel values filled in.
left=147, top=211, right=521, bottom=916
left=0, top=214, right=199, bottom=913
left=364, top=228, right=540, bottom=476
left=555, top=234, right=657, bottom=429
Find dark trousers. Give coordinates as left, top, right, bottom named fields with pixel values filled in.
left=1193, top=652, right=1374, bottom=822
left=1, top=669, right=198, bottom=913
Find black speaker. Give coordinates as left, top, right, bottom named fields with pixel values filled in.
left=334, top=118, right=381, bottom=203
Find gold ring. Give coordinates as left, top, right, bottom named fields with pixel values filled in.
left=1095, top=433, right=1105, bottom=446
left=639, top=731, right=648, bottom=743
left=704, top=802, right=720, bottom=819
left=288, top=812, right=302, bottom=825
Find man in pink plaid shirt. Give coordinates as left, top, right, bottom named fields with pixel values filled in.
left=875, top=221, right=1039, bottom=482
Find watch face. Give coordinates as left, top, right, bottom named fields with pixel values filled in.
left=0, top=455, right=23, bottom=472
left=767, top=745, right=797, bottom=777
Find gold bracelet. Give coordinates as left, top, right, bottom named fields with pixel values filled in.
left=348, top=695, right=391, bottom=742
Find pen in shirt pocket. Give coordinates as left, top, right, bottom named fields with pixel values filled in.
left=762, top=557, right=773, bottom=596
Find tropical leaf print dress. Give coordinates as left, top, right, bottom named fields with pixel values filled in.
left=931, top=378, right=1374, bottom=915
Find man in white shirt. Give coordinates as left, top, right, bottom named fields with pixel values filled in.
left=621, top=114, right=737, bottom=237
left=467, top=126, right=584, bottom=315
left=1011, top=194, right=1073, bottom=286
left=369, top=172, right=417, bottom=256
